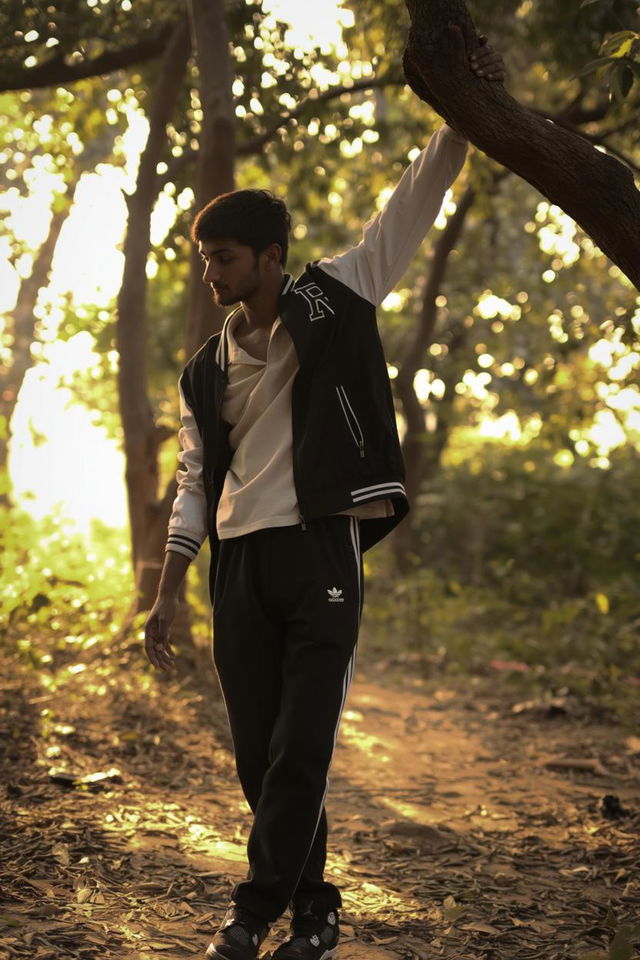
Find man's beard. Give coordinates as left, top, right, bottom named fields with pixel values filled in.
left=212, top=288, right=240, bottom=306
left=211, top=261, right=261, bottom=306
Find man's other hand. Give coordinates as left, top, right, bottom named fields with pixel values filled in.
left=144, top=596, right=177, bottom=671
left=470, top=36, right=507, bottom=82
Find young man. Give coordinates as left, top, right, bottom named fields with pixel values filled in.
left=145, top=42, right=505, bottom=960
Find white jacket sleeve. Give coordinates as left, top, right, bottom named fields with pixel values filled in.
left=318, top=125, right=468, bottom=306
left=166, top=383, right=208, bottom=561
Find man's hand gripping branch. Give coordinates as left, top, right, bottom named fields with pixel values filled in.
left=468, top=34, right=506, bottom=83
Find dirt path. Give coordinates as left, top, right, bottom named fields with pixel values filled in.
left=1, top=647, right=638, bottom=960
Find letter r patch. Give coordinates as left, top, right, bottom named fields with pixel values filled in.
left=293, top=282, right=335, bottom=322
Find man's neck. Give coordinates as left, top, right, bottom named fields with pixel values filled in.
left=241, top=274, right=285, bottom=331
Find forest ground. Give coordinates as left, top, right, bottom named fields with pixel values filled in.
left=1, top=634, right=639, bottom=960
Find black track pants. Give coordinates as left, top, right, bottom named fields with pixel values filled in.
left=212, top=516, right=363, bottom=923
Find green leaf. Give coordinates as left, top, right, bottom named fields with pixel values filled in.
left=0, top=914, right=22, bottom=928
left=580, top=0, right=601, bottom=6
left=600, top=31, right=639, bottom=51
left=610, top=931, right=633, bottom=960
left=604, top=909, right=618, bottom=932
left=599, top=32, right=640, bottom=66
left=573, top=56, right=618, bottom=79
left=611, top=39, right=635, bottom=58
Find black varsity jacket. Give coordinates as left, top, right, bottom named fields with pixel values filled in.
left=179, top=263, right=409, bottom=568
left=165, top=125, right=469, bottom=584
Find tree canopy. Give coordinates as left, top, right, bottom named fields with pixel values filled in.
left=1, top=0, right=638, bottom=621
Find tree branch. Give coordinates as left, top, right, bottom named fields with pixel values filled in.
left=393, top=185, right=477, bottom=510
left=0, top=20, right=181, bottom=93
left=556, top=96, right=612, bottom=126
left=575, top=133, right=640, bottom=175
left=531, top=111, right=640, bottom=174
left=390, top=184, right=479, bottom=569
left=398, top=185, right=476, bottom=378
left=402, top=0, right=640, bottom=288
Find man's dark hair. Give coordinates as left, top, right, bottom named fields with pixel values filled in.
left=191, top=189, right=292, bottom=268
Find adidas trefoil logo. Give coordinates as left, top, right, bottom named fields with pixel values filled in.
left=327, top=587, right=344, bottom=603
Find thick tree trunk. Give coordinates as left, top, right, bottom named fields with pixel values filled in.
left=116, top=18, right=190, bottom=596
left=135, top=0, right=237, bottom=615
left=402, top=0, right=640, bottom=289
left=391, top=187, right=476, bottom=571
left=185, top=0, right=237, bottom=359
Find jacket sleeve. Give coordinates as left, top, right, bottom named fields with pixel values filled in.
left=318, top=125, right=468, bottom=307
left=165, top=382, right=208, bottom=561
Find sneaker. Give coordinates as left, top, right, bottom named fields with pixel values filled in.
left=272, top=904, right=339, bottom=960
left=205, top=905, right=270, bottom=960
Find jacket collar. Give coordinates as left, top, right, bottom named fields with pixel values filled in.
left=279, top=273, right=295, bottom=312
left=215, top=276, right=295, bottom=371
left=215, top=306, right=241, bottom=371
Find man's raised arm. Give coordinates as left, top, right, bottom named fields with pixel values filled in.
left=319, top=124, right=468, bottom=306
left=319, top=39, right=505, bottom=306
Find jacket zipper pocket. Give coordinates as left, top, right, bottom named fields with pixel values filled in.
left=336, top=385, right=365, bottom=458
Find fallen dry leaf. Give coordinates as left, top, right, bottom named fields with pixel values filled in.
left=544, top=757, right=610, bottom=776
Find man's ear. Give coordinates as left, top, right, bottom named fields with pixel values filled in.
left=264, top=242, right=283, bottom=267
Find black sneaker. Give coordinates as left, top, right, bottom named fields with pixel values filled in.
left=272, top=904, right=339, bottom=960
left=205, top=905, right=270, bottom=960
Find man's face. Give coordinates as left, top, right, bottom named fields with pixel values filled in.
left=198, top=238, right=263, bottom=306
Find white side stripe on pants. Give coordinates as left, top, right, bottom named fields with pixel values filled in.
left=298, top=518, right=362, bottom=887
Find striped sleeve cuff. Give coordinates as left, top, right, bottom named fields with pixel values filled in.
left=166, top=531, right=203, bottom=561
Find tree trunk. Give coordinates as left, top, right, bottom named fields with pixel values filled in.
left=185, top=0, right=237, bottom=360
left=402, top=0, right=640, bottom=289
left=134, top=0, right=237, bottom=614
left=0, top=209, right=66, bottom=501
left=1, top=122, right=120, bottom=496
left=391, top=187, right=476, bottom=572
left=116, top=18, right=191, bottom=597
